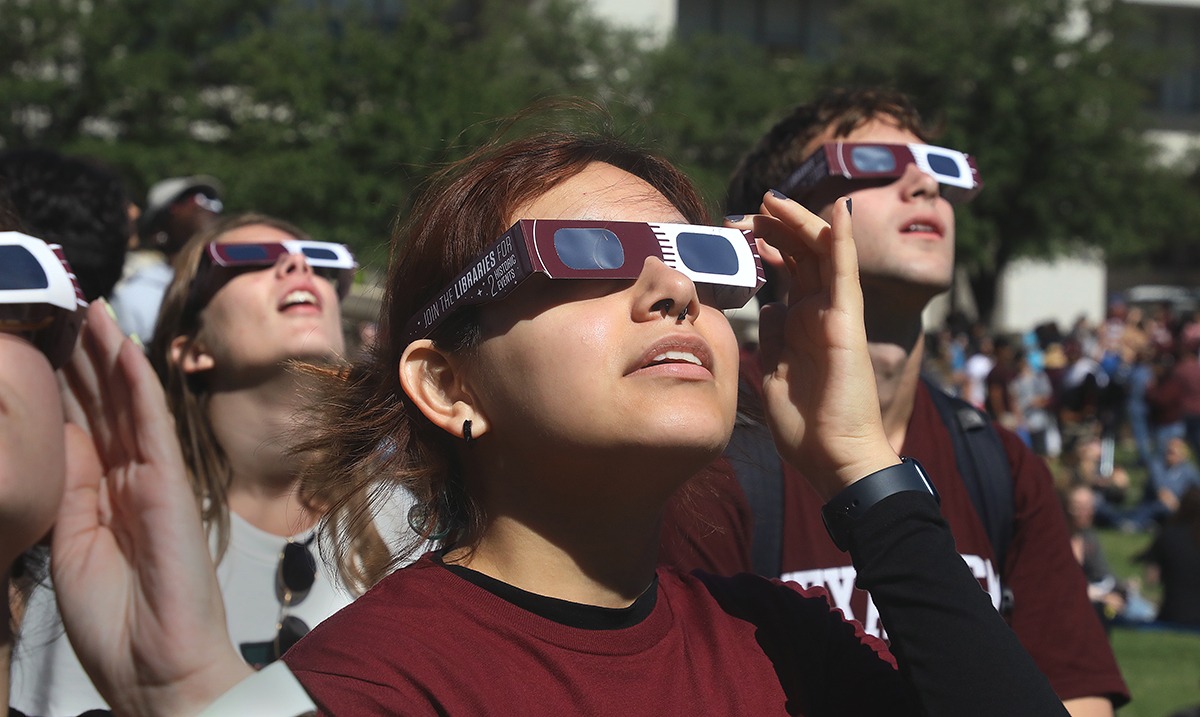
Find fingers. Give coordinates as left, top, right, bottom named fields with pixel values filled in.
left=730, top=192, right=862, bottom=318
left=117, top=336, right=183, bottom=474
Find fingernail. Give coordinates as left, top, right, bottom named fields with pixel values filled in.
left=129, top=333, right=145, bottom=349
left=769, top=189, right=789, bottom=200
left=724, top=214, right=745, bottom=222
left=99, top=297, right=118, bottom=321
left=845, top=198, right=853, bottom=215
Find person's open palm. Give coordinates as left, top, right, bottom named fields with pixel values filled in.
left=53, top=301, right=250, bottom=716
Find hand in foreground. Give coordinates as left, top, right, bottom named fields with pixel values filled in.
left=53, top=301, right=252, bottom=717
left=728, top=193, right=898, bottom=500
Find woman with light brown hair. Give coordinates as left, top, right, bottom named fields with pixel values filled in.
left=9, top=212, right=390, bottom=716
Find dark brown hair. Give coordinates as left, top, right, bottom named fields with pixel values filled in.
left=724, top=86, right=932, bottom=216
left=297, top=111, right=710, bottom=591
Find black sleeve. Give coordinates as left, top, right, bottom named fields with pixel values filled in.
left=848, top=491, right=1068, bottom=717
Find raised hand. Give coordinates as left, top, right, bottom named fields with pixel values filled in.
left=53, top=301, right=252, bottom=716
left=729, top=193, right=898, bottom=500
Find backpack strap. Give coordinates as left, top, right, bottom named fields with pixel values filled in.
left=725, top=371, right=785, bottom=577
left=921, top=376, right=1015, bottom=586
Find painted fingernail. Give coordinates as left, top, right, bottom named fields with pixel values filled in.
left=845, top=198, right=853, bottom=215
left=129, top=333, right=145, bottom=349
left=769, top=189, right=789, bottom=200
left=99, top=297, right=118, bottom=321
left=724, top=214, right=745, bottom=222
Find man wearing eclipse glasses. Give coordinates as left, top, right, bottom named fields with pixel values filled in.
left=662, top=87, right=1128, bottom=716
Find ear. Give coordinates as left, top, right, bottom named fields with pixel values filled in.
left=399, top=340, right=487, bottom=441
left=169, top=334, right=215, bottom=375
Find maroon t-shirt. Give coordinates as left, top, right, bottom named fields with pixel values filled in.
left=284, top=554, right=910, bottom=716
left=662, top=379, right=1129, bottom=706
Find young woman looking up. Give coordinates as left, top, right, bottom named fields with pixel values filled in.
left=9, top=214, right=396, bottom=716
left=279, top=129, right=1064, bottom=716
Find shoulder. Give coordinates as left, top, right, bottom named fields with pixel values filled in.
left=284, top=558, right=460, bottom=680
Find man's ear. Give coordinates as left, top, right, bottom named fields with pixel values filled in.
left=169, top=335, right=215, bottom=375
left=399, top=340, right=487, bottom=441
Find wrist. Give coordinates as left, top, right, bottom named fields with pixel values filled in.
left=821, top=457, right=939, bottom=552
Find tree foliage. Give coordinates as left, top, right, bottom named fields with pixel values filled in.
left=0, top=0, right=651, bottom=268
left=2, top=0, right=1196, bottom=317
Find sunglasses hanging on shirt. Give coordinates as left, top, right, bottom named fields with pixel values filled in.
left=238, top=533, right=318, bottom=668
left=403, top=219, right=766, bottom=344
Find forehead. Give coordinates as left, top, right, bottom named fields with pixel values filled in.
left=510, top=162, right=685, bottom=225
left=802, top=116, right=924, bottom=159
left=215, top=223, right=297, bottom=246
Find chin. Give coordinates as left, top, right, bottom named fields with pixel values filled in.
left=632, top=412, right=733, bottom=459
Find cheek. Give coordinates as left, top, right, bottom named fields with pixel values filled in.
left=474, top=317, right=615, bottom=417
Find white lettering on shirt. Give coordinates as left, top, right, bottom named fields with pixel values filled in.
left=781, top=553, right=1001, bottom=639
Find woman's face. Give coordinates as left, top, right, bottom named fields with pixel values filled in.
left=0, top=333, right=65, bottom=568
left=195, top=224, right=345, bottom=377
left=463, top=162, right=739, bottom=476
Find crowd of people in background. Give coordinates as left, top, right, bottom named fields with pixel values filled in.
left=922, top=300, right=1200, bottom=629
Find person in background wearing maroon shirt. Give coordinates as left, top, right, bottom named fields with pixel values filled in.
left=698, top=86, right=1129, bottom=716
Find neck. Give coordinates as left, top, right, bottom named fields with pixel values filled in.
left=207, top=369, right=319, bottom=536
left=862, top=291, right=928, bottom=451
left=448, top=456, right=690, bottom=608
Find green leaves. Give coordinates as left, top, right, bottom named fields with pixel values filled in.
left=2, top=0, right=1193, bottom=315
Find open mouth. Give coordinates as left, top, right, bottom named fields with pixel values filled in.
left=646, top=350, right=704, bottom=368
left=280, top=289, right=319, bottom=310
left=901, top=222, right=940, bottom=235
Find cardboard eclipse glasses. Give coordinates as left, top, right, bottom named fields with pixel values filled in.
left=778, top=142, right=982, bottom=204
left=403, top=219, right=766, bottom=344
left=192, top=240, right=357, bottom=310
left=0, top=231, right=88, bottom=369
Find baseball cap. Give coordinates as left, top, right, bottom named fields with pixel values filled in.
left=141, top=175, right=224, bottom=233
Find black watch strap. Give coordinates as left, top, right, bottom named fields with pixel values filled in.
left=821, top=457, right=939, bottom=552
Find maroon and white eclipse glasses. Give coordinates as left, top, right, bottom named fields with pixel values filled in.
left=0, top=232, right=87, bottom=368
left=403, top=219, right=765, bottom=344
left=778, top=142, right=982, bottom=204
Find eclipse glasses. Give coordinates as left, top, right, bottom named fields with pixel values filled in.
left=0, top=232, right=87, bottom=369
left=403, top=219, right=765, bottom=344
left=192, top=240, right=357, bottom=310
left=778, top=142, right=982, bottom=204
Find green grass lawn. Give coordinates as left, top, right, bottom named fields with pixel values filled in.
left=1108, top=625, right=1200, bottom=717
left=1086, top=444, right=1200, bottom=716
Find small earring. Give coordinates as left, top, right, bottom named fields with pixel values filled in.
left=462, top=419, right=473, bottom=443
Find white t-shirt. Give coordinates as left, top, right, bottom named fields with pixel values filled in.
left=963, top=353, right=995, bottom=409
left=11, top=500, right=414, bottom=717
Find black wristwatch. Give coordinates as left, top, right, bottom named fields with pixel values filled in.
left=821, top=457, right=939, bottom=552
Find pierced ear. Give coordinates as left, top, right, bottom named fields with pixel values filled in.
left=170, top=334, right=215, bottom=375
left=399, top=340, right=487, bottom=440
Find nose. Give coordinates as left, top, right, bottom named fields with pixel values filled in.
left=275, top=250, right=313, bottom=279
left=632, top=257, right=700, bottom=325
left=896, top=162, right=941, bottom=202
